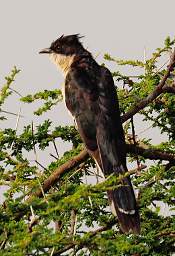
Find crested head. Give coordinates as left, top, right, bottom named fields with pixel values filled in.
left=50, top=34, right=84, bottom=55
left=39, top=34, right=86, bottom=75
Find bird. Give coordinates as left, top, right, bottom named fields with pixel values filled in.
left=39, top=34, right=140, bottom=234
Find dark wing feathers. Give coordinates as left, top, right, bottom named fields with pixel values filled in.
left=65, top=64, right=98, bottom=151
left=96, top=67, right=140, bottom=233
left=65, top=61, right=140, bottom=234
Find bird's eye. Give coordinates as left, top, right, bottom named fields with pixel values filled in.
left=57, top=46, right=62, bottom=52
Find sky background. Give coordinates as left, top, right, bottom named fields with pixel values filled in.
left=0, top=0, right=175, bottom=164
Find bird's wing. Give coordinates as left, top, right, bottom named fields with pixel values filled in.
left=96, top=66, right=140, bottom=233
left=65, top=63, right=140, bottom=234
left=95, top=66, right=127, bottom=172
left=65, top=62, right=99, bottom=151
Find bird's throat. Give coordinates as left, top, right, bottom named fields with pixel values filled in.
left=50, top=53, right=75, bottom=76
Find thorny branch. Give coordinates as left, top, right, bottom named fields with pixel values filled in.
left=52, top=220, right=175, bottom=255
left=28, top=143, right=175, bottom=201
left=121, top=49, right=175, bottom=123
left=163, top=82, right=175, bottom=93
left=126, top=143, right=175, bottom=161
left=28, top=149, right=89, bottom=201
left=53, top=219, right=117, bottom=255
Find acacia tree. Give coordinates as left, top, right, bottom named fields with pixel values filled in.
left=0, top=38, right=175, bottom=256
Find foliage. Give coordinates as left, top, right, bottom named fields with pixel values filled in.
left=0, top=67, right=20, bottom=120
left=21, top=89, right=63, bottom=116
left=0, top=37, right=175, bottom=255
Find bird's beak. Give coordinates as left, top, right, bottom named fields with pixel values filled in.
left=39, top=48, right=53, bottom=54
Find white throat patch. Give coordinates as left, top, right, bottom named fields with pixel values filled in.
left=49, top=53, right=75, bottom=76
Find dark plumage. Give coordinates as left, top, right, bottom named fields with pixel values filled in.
left=40, top=34, right=140, bottom=234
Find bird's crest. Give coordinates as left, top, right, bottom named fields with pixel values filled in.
left=50, top=34, right=84, bottom=51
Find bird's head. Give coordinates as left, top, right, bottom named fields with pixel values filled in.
left=39, top=34, right=84, bottom=75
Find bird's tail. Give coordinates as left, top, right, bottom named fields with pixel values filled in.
left=108, top=190, right=140, bottom=234
left=89, top=146, right=140, bottom=234
left=107, top=177, right=140, bottom=234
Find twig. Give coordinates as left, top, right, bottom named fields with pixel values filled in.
left=0, top=230, right=8, bottom=250
left=138, top=124, right=153, bottom=135
left=53, top=140, right=59, bottom=158
left=14, top=106, right=21, bottom=131
left=0, top=109, right=24, bottom=117
left=67, top=162, right=86, bottom=181
left=32, top=122, right=37, bottom=160
left=50, top=153, right=59, bottom=160
left=50, top=247, right=55, bottom=256
left=69, top=209, right=77, bottom=236
left=36, top=178, right=48, bottom=203
left=10, top=105, right=22, bottom=150
left=155, top=60, right=169, bottom=75
left=35, top=160, right=48, bottom=172
left=32, top=122, right=41, bottom=176
left=28, top=206, right=39, bottom=232
left=9, top=87, right=23, bottom=97
left=83, top=168, right=93, bottom=208
left=131, top=117, right=141, bottom=173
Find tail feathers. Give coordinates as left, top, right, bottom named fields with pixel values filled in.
left=89, top=145, right=140, bottom=234
left=107, top=189, right=140, bottom=234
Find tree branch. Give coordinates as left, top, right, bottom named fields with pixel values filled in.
left=53, top=219, right=117, bottom=255
left=121, top=49, right=175, bottom=122
left=157, top=230, right=175, bottom=238
left=53, top=223, right=175, bottom=255
left=28, top=144, right=175, bottom=201
left=126, top=143, right=175, bottom=161
left=28, top=149, right=88, bottom=201
left=162, top=83, right=175, bottom=93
